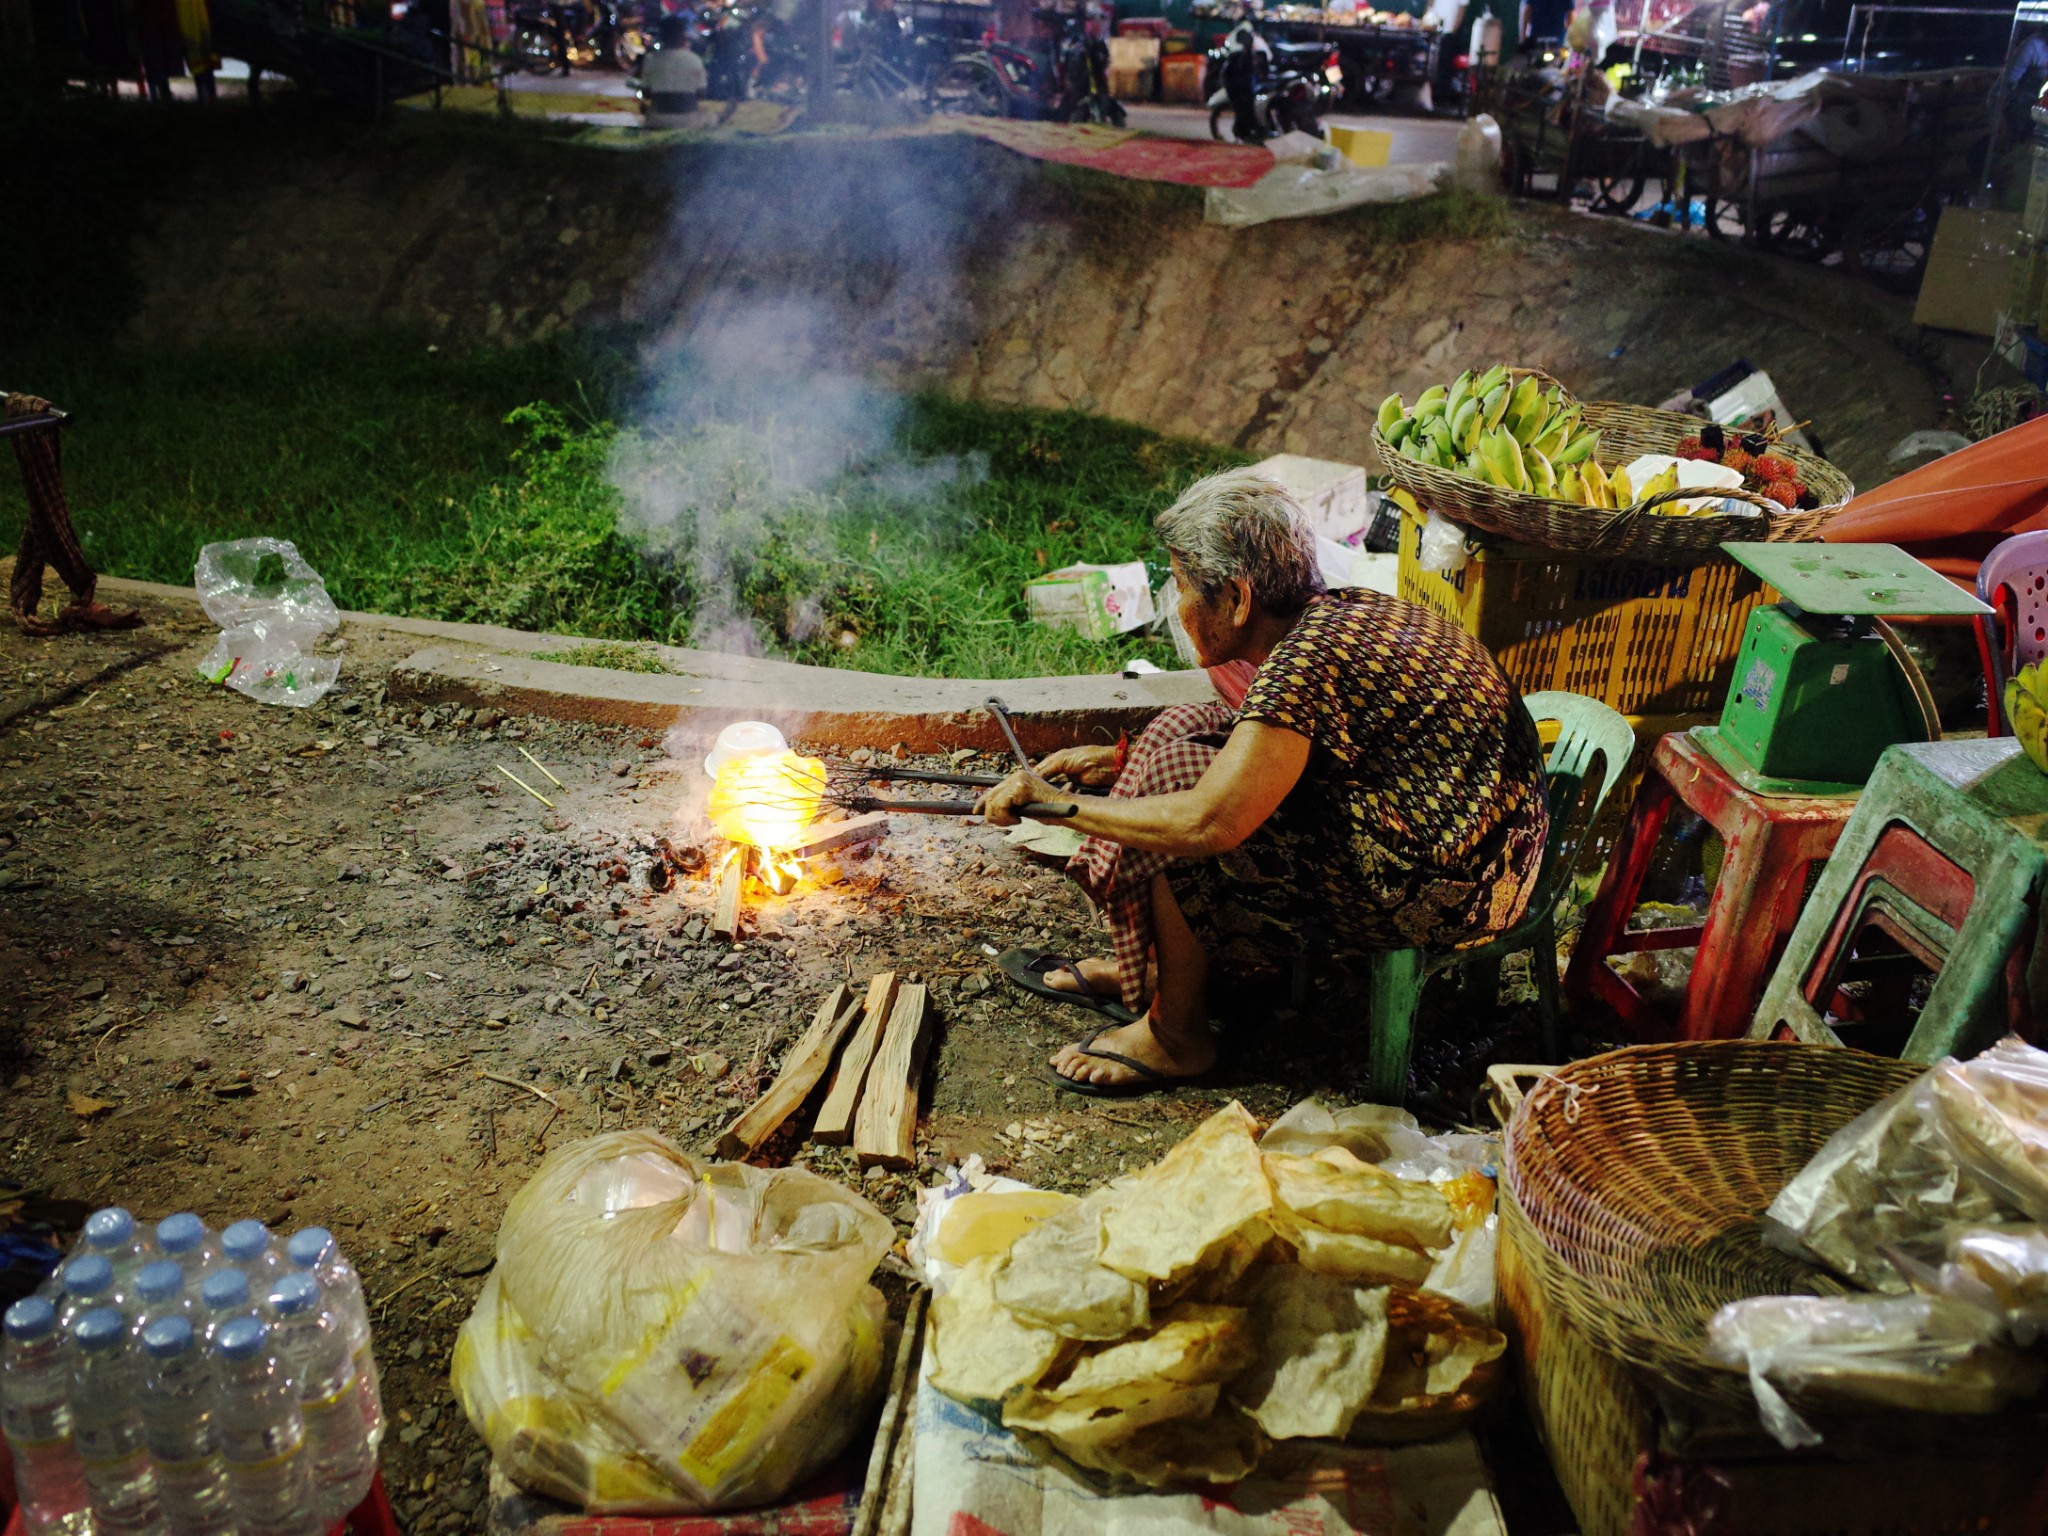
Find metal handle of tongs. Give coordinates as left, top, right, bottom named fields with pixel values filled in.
left=860, top=764, right=1105, bottom=795
left=849, top=796, right=1079, bottom=819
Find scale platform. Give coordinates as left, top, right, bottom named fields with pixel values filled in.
left=1693, top=543, right=1992, bottom=797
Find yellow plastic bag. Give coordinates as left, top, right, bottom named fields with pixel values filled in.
left=452, top=1130, right=892, bottom=1513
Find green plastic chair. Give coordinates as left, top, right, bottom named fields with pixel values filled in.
left=1362, top=690, right=1637, bottom=1103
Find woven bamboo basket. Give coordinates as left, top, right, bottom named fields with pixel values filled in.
left=1500, top=1040, right=1920, bottom=1416
left=1373, top=396, right=1854, bottom=560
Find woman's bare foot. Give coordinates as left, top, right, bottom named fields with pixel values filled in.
left=12, top=609, right=63, bottom=637
left=1048, top=1013, right=1216, bottom=1090
left=59, top=601, right=143, bottom=632
left=1041, top=956, right=1122, bottom=997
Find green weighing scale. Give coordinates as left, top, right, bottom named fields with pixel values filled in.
left=1693, top=543, right=1993, bottom=797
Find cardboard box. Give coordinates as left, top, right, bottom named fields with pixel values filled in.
left=1328, top=124, right=1393, bottom=167
left=1108, top=64, right=1155, bottom=100
left=1914, top=207, right=2024, bottom=337
left=1159, top=52, right=1206, bottom=103
left=1025, top=562, right=1156, bottom=640
left=1107, top=34, right=1160, bottom=68
left=1248, top=453, right=1372, bottom=541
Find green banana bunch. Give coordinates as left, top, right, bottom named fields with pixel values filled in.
left=1377, top=365, right=1618, bottom=507
left=2007, top=660, right=2048, bottom=774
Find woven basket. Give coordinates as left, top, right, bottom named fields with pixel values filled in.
left=1501, top=1040, right=1920, bottom=1417
left=1374, top=397, right=1854, bottom=560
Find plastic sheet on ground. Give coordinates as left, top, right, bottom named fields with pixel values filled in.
left=192, top=536, right=343, bottom=708
left=1204, top=160, right=1445, bottom=227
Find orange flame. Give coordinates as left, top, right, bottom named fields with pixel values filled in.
left=707, top=751, right=826, bottom=852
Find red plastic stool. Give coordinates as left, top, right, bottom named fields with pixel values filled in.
left=1563, top=730, right=1858, bottom=1041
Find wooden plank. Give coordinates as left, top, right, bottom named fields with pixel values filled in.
left=711, top=984, right=860, bottom=1159
left=783, top=811, right=889, bottom=861
left=812, top=973, right=899, bottom=1145
left=853, top=983, right=933, bottom=1171
left=711, top=847, right=748, bottom=940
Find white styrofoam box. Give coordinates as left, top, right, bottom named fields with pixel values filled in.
left=1249, top=454, right=1372, bottom=541
left=1026, top=562, right=1157, bottom=640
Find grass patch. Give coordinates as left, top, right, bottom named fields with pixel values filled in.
left=533, top=642, right=676, bottom=673
left=5, top=331, right=1244, bottom=678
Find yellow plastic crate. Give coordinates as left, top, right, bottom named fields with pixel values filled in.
left=1396, top=507, right=1768, bottom=717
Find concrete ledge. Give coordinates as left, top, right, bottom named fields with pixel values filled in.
left=388, top=644, right=1214, bottom=754
left=94, top=576, right=1217, bottom=749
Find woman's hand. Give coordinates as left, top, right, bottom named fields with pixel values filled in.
left=976, top=767, right=1067, bottom=826
left=1035, top=743, right=1120, bottom=788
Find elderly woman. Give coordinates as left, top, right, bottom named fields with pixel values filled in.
left=979, top=468, right=1549, bottom=1096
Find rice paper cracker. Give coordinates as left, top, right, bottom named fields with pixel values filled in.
left=994, top=1189, right=1150, bottom=1341
left=1229, top=1267, right=1390, bottom=1440
left=1264, top=1149, right=1454, bottom=1250
left=1040, top=1303, right=1253, bottom=1411
left=1282, top=1219, right=1435, bottom=1286
left=1098, top=1102, right=1274, bottom=1283
left=929, top=1254, right=1069, bottom=1406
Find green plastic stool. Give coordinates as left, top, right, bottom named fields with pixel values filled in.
left=1749, top=737, right=2048, bottom=1061
left=1363, top=691, right=1637, bottom=1103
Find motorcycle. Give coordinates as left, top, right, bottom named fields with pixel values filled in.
left=927, top=1, right=1125, bottom=126
left=511, top=0, right=651, bottom=71
left=1204, top=31, right=1335, bottom=142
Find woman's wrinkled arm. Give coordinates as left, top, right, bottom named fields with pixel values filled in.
left=979, top=719, right=1310, bottom=856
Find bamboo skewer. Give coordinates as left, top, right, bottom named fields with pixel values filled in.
left=516, top=745, right=566, bottom=789
left=495, top=764, right=555, bottom=809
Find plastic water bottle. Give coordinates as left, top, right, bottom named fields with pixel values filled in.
left=2, top=1298, right=92, bottom=1536
left=153, top=1214, right=218, bottom=1276
left=219, top=1220, right=284, bottom=1289
left=287, top=1227, right=384, bottom=1451
left=267, top=1273, right=373, bottom=1522
left=69, top=1306, right=167, bottom=1536
left=82, top=1208, right=153, bottom=1286
left=210, top=1315, right=314, bottom=1536
left=130, top=1261, right=193, bottom=1340
left=197, top=1270, right=255, bottom=1351
left=138, top=1317, right=236, bottom=1536
left=54, top=1253, right=121, bottom=1331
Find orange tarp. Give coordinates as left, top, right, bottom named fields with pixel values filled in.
left=1822, top=417, right=2048, bottom=588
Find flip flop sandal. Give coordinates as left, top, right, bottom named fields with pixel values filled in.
left=998, top=947, right=1139, bottom=1024
left=1042, top=1023, right=1203, bottom=1100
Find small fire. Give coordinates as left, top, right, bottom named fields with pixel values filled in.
left=707, top=750, right=826, bottom=854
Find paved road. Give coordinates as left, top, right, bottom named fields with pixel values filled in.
left=1123, top=102, right=1462, bottom=164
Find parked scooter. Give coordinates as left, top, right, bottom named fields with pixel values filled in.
left=928, top=1, right=1124, bottom=125
left=1204, top=19, right=1334, bottom=141
left=511, top=0, right=650, bottom=71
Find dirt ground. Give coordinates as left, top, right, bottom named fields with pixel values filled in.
left=0, top=585, right=1549, bottom=1533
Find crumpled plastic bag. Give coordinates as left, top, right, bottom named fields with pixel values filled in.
left=1202, top=160, right=1446, bottom=228
left=1413, top=512, right=1469, bottom=579
left=1706, top=1292, right=2045, bottom=1450
left=193, top=537, right=342, bottom=707
left=1937, top=1226, right=2048, bottom=1347
left=1764, top=1036, right=2048, bottom=1291
left=452, top=1130, right=893, bottom=1514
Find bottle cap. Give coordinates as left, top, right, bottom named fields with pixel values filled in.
left=73, top=1307, right=126, bottom=1353
left=155, top=1213, right=208, bottom=1255
left=83, top=1208, right=136, bottom=1252
left=135, top=1260, right=185, bottom=1303
left=142, top=1316, right=196, bottom=1360
left=220, top=1220, right=271, bottom=1264
left=61, top=1254, right=114, bottom=1298
left=3, top=1297, right=57, bottom=1343
left=214, top=1315, right=269, bottom=1362
left=286, top=1227, right=336, bottom=1270
left=201, top=1269, right=251, bottom=1310
left=269, top=1273, right=319, bottom=1317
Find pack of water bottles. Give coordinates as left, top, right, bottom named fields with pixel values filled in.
left=1, top=1207, right=385, bottom=1536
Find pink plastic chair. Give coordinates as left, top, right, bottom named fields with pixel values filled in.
left=1974, top=529, right=2048, bottom=736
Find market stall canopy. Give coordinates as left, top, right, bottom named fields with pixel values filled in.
left=1822, top=418, right=2048, bottom=589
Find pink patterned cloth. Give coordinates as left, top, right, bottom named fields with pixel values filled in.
left=1065, top=701, right=1238, bottom=1014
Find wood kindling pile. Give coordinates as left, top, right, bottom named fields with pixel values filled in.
left=709, top=814, right=889, bottom=939
left=713, top=970, right=935, bottom=1168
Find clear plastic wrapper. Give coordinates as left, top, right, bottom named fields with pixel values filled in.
left=1938, top=1226, right=2048, bottom=1346
left=192, top=538, right=342, bottom=707
left=1764, top=1036, right=2048, bottom=1291
left=1706, top=1293, right=2045, bottom=1450
left=451, top=1130, right=892, bottom=1513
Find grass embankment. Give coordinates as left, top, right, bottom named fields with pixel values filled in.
left=2, top=334, right=1242, bottom=677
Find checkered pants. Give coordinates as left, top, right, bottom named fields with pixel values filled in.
left=1067, top=702, right=1238, bottom=1014
left=10, top=426, right=96, bottom=619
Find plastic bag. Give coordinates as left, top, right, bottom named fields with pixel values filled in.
left=1705, top=1293, right=2044, bottom=1449
left=1938, top=1226, right=2048, bottom=1346
left=1452, top=114, right=1503, bottom=194
left=1258, top=1099, right=1500, bottom=1317
left=1414, top=512, right=1468, bottom=578
left=452, top=1130, right=893, bottom=1514
left=1764, top=1036, right=2048, bottom=1291
left=193, top=538, right=342, bottom=707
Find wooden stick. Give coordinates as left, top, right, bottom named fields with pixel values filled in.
left=712, top=984, right=861, bottom=1159
left=494, top=764, right=555, bottom=809
left=854, top=983, right=933, bottom=1171
left=853, top=1289, right=928, bottom=1536
left=812, top=973, right=899, bottom=1145
left=712, top=847, right=749, bottom=940
left=478, top=1070, right=559, bottom=1108
left=780, top=812, right=890, bottom=861
left=516, top=745, right=566, bottom=789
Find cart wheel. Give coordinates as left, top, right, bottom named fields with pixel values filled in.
left=927, top=58, right=1003, bottom=116
left=1753, top=208, right=1831, bottom=262
left=1588, top=172, right=1646, bottom=216
left=1844, top=194, right=1939, bottom=291
left=1702, top=196, right=1743, bottom=242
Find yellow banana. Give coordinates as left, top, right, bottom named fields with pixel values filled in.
left=1555, top=430, right=1600, bottom=465
left=1527, top=448, right=1558, bottom=499
left=1474, top=363, right=1510, bottom=397
left=1609, top=466, right=1634, bottom=506
left=1377, top=393, right=1405, bottom=435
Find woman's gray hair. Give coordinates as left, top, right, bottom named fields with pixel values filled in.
left=1156, top=468, right=1326, bottom=615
